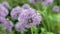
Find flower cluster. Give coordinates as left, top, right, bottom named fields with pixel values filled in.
left=15, top=4, right=42, bottom=31
left=0, top=2, right=13, bottom=32
left=29, top=0, right=54, bottom=6
left=0, top=1, right=42, bottom=32
left=0, top=17, right=13, bottom=32
left=0, top=0, right=60, bottom=34
left=0, top=4, right=9, bottom=17
left=41, top=0, right=54, bottom=6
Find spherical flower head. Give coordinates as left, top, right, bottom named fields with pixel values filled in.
left=18, top=8, right=42, bottom=28
left=22, top=4, right=30, bottom=9
left=5, top=20, right=13, bottom=32
left=25, top=11, right=42, bottom=28
left=0, top=4, right=9, bottom=17
left=10, top=6, right=23, bottom=20
left=18, top=8, right=36, bottom=22
left=53, top=5, right=59, bottom=12
left=0, top=16, right=6, bottom=24
left=15, top=22, right=25, bottom=32
left=2, top=1, right=10, bottom=9
left=25, top=14, right=42, bottom=28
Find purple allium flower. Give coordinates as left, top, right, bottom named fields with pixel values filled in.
left=25, top=12, right=42, bottom=28
left=5, top=20, right=13, bottom=32
left=10, top=6, right=23, bottom=20
left=0, top=17, right=13, bottom=32
left=41, top=0, right=53, bottom=6
left=29, top=0, right=35, bottom=4
left=0, top=16, right=6, bottom=24
left=18, top=8, right=36, bottom=22
left=0, top=16, right=7, bottom=30
left=2, top=1, right=10, bottom=9
left=29, top=0, right=39, bottom=4
left=18, top=8, right=42, bottom=28
left=0, top=4, right=9, bottom=17
left=53, top=5, right=59, bottom=12
left=45, top=0, right=53, bottom=5
left=15, top=22, right=25, bottom=31
left=22, top=4, right=30, bottom=9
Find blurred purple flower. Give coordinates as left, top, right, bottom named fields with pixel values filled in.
left=2, top=1, right=10, bottom=9
left=0, top=4, right=9, bottom=17
left=29, top=0, right=53, bottom=5
left=45, top=0, right=53, bottom=5
left=0, top=17, right=13, bottom=32
left=29, top=0, right=39, bottom=4
left=22, top=4, right=30, bottom=9
left=15, top=22, right=25, bottom=31
left=0, top=16, right=6, bottom=24
left=5, top=20, right=13, bottom=32
left=0, top=16, right=8, bottom=30
left=41, top=0, right=54, bottom=6
left=18, top=8, right=42, bottom=28
left=29, top=0, right=35, bottom=4
left=53, top=5, right=59, bottom=12
left=10, top=6, right=24, bottom=20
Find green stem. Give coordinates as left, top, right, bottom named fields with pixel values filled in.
left=4, top=31, right=7, bottom=34
left=21, top=31, right=24, bottom=34
left=34, top=27, right=38, bottom=34
left=42, top=6, right=50, bottom=32
left=31, top=27, right=33, bottom=34
left=42, top=20, right=47, bottom=30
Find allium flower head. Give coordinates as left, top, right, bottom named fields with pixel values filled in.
left=0, top=17, right=13, bottom=32
left=29, top=0, right=35, bottom=4
left=53, top=5, right=59, bottom=12
left=41, top=0, right=53, bottom=6
left=5, top=20, right=13, bottom=32
left=0, top=16, right=7, bottom=30
left=0, top=4, right=9, bottom=17
left=0, top=16, right=6, bottom=24
left=18, top=8, right=36, bottom=22
left=29, top=0, right=39, bottom=4
left=22, top=4, right=30, bottom=9
left=45, top=0, right=53, bottom=5
left=10, top=6, right=23, bottom=19
left=15, top=22, right=25, bottom=31
left=18, top=8, right=42, bottom=28
left=2, top=1, right=10, bottom=9
left=25, top=11, right=42, bottom=28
